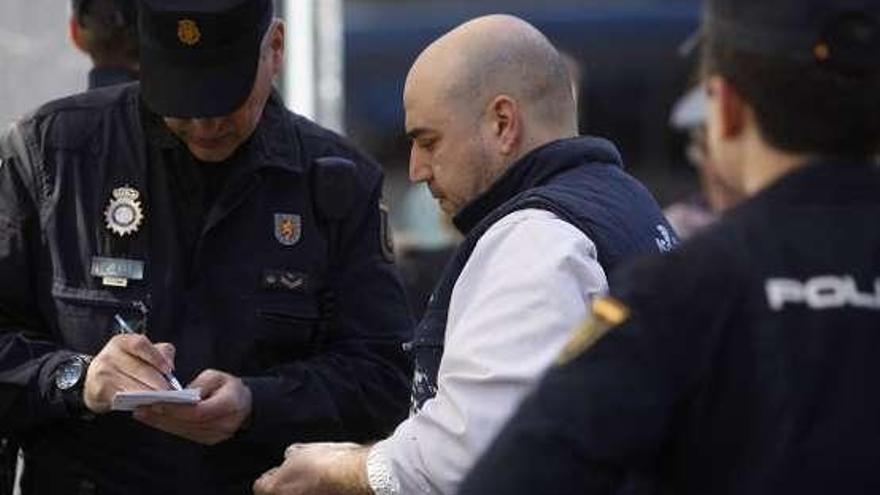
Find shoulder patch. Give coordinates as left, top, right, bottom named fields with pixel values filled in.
left=556, top=296, right=630, bottom=366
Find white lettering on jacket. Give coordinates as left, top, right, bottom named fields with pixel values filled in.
left=766, top=276, right=880, bottom=311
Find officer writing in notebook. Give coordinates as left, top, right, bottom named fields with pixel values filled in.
left=0, top=1, right=412, bottom=493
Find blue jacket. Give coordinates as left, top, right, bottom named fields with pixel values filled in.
left=411, top=136, right=677, bottom=409
left=0, top=83, right=413, bottom=494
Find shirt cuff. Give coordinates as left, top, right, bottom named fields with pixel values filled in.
left=366, top=441, right=401, bottom=495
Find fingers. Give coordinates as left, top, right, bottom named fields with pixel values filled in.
left=118, top=334, right=173, bottom=374
left=190, top=370, right=252, bottom=422
left=253, top=467, right=279, bottom=495
left=153, top=342, right=176, bottom=369
left=83, top=335, right=177, bottom=413
left=133, top=405, right=242, bottom=445
left=132, top=370, right=253, bottom=445
left=133, top=410, right=232, bottom=445
left=188, top=368, right=228, bottom=396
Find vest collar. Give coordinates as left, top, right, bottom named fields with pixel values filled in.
left=452, top=136, right=622, bottom=235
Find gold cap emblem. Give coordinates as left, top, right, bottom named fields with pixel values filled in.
left=177, top=19, right=201, bottom=46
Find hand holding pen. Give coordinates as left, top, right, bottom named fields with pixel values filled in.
left=81, top=315, right=181, bottom=414
left=113, top=314, right=183, bottom=390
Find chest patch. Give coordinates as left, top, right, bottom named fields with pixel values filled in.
left=262, top=269, right=310, bottom=293
left=274, top=213, right=302, bottom=246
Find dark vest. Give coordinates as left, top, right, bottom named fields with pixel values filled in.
left=410, top=136, right=678, bottom=409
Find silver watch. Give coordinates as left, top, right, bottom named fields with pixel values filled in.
left=54, top=354, right=92, bottom=391
left=366, top=443, right=400, bottom=495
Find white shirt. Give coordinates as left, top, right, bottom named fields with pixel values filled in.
left=368, top=208, right=608, bottom=495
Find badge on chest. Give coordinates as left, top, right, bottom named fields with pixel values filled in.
left=104, top=185, right=144, bottom=237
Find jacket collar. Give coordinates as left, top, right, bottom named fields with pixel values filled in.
left=452, top=136, right=622, bottom=235
left=750, top=158, right=880, bottom=206
left=88, top=66, right=138, bottom=90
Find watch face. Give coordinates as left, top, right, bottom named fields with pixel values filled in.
left=55, top=358, right=86, bottom=391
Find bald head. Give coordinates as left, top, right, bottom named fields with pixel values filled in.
left=404, top=16, right=580, bottom=215
left=406, top=15, right=578, bottom=142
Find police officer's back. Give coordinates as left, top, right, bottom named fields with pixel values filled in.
left=459, top=0, right=880, bottom=493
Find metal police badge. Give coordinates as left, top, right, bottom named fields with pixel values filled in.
left=274, top=214, right=302, bottom=246
left=177, top=19, right=201, bottom=46
left=104, top=186, right=144, bottom=237
left=556, top=296, right=630, bottom=366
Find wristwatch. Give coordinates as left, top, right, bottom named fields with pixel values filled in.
left=366, top=443, right=400, bottom=495
left=54, top=354, right=93, bottom=416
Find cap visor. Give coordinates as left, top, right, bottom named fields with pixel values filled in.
left=140, top=44, right=258, bottom=118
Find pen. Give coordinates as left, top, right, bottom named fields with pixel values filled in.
left=113, top=313, right=183, bottom=391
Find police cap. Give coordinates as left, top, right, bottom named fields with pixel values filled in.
left=704, top=0, right=880, bottom=73
left=137, top=0, right=272, bottom=118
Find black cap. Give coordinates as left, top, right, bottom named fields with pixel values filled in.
left=138, top=0, right=272, bottom=118
left=704, top=0, right=880, bottom=73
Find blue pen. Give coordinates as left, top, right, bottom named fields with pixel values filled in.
left=113, top=313, right=183, bottom=391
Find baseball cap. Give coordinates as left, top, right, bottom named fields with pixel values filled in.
left=702, top=0, right=880, bottom=73
left=138, top=0, right=272, bottom=118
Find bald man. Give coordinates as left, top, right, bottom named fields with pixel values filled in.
left=254, top=15, right=675, bottom=495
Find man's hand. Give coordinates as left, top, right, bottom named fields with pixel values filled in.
left=254, top=442, right=372, bottom=495
left=133, top=369, right=252, bottom=445
left=83, top=334, right=176, bottom=414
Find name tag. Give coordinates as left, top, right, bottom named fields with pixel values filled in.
left=91, top=257, right=145, bottom=288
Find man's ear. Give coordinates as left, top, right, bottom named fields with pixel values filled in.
left=486, top=95, right=521, bottom=156
left=269, top=21, right=285, bottom=75
left=69, top=17, right=87, bottom=53
left=707, top=76, right=747, bottom=139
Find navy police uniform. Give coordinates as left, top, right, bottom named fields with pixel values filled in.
left=459, top=0, right=880, bottom=493
left=0, top=2, right=413, bottom=491
left=461, top=161, right=880, bottom=495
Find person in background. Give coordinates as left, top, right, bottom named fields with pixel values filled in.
left=254, top=14, right=675, bottom=495
left=0, top=0, right=412, bottom=493
left=69, top=0, right=139, bottom=89
left=459, top=0, right=880, bottom=493
left=664, top=85, right=743, bottom=239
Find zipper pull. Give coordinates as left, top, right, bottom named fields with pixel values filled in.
left=132, top=299, right=150, bottom=333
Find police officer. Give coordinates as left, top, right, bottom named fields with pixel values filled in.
left=0, top=1, right=413, bottom=494
left=69, top=0, right=139, bottom=89
left=459, top=0, right=880, bottom=493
